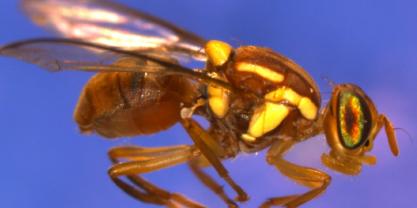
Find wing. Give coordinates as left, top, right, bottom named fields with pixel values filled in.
left=21, top=0, right=207, bottom=61
left=0, top=38, right=232, bottom=90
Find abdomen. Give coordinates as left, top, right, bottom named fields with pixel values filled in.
left=74, top=72, right=198, bottom=138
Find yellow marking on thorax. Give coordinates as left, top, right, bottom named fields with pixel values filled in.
left=265, top=87, right=318, bottom=120
left=241, top=87, right=318, bottom=142
left=236, top=62, right=284, bottom=83
left=205, top=40, right=233, bottom=67
left=242, top=102, right=290, bottom=141
left=207, top=73, right=230, bottom=118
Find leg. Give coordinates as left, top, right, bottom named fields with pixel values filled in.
left=261, top=140, right=331, bottom=208
left=188, top=156, right=238, bottom=208
left=108, top=145, right=205, bottom=208
left=181, top=118, right=248, bottom=202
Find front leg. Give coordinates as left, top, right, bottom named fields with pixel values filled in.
left=261, top=140, right=331, bottom=208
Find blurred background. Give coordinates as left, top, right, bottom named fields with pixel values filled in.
left=0, top=0, right=416, bottom=207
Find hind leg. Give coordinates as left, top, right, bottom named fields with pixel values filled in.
left=108, top=145, right=205, bottom=208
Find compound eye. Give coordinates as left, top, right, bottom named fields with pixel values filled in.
left=337, top=91, right=372, bottom=149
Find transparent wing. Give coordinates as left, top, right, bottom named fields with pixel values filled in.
left=0, top=38, right=231, bottom=90
left=21, top=0, right=207, bottom=61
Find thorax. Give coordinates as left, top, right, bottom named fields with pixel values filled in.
left=203, top=41, right=323, bottom=153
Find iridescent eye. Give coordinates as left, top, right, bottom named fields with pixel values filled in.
left=337, top=91, right=372, bottom=149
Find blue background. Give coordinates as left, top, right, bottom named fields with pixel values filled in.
left=1, top=0, right=416, bottom=207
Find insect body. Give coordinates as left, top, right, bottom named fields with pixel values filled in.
left=1, top=0, right=399, bottom=207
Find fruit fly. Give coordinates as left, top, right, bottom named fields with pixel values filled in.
left=0, top=0, right=399, bottom=207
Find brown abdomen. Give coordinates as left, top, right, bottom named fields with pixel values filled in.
left=74, top=72, right=198, bottom=138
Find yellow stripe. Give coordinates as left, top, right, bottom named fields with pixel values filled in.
left=236, top=62, right=284, bottom=82
left=265, top=87, right=318, bottom=120
left=265, top=87, right=301, bottom=105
